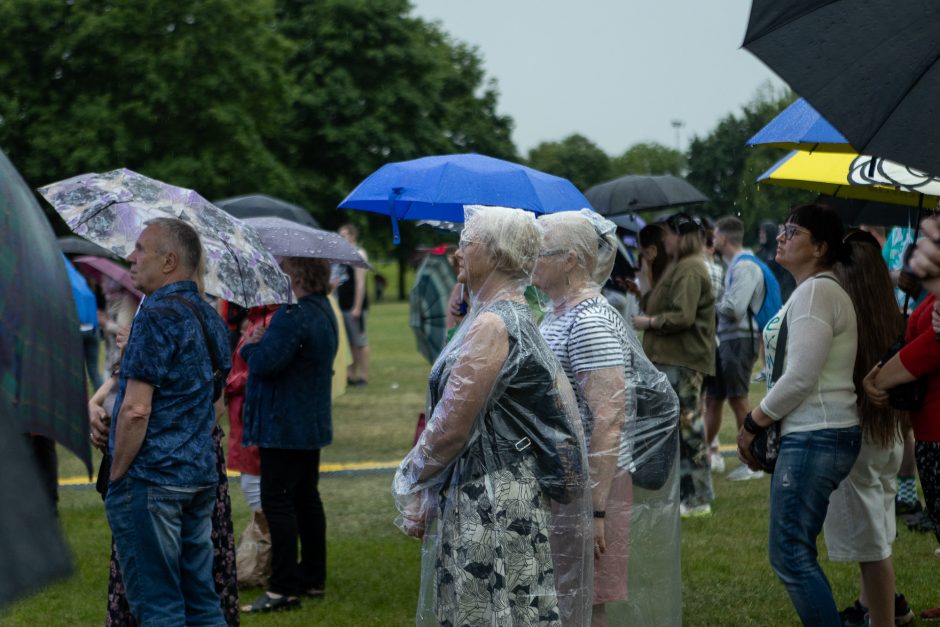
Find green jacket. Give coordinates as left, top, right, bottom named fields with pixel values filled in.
left=642, top=255, right=716, bottom=376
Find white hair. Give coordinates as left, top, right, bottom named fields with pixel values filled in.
left=539, top=209, right=618, bottom=284
left=462, top=205, right=543, bottom=278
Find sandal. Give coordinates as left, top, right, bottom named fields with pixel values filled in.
left=241, top=592, right=301, bottom=613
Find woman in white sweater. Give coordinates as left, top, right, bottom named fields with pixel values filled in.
left=737, top=204, right=861, bottom=626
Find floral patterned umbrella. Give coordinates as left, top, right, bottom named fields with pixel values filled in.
left=38, top=169, right=290, bottom=307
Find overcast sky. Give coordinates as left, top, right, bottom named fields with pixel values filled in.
left=409, top=0, right=785, bottom=157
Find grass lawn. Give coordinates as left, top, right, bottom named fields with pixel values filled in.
left=3, top=300, right=938, bottom=625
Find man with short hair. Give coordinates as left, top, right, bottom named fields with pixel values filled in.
left=104, top=218, right=231, bottom=626
left=337, top=223, right=370, bottom=385
left=705, top=216, right=766, bottom=481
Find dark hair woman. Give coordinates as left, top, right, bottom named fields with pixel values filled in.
left=865, top=223, right=940, bottom=621
left=824, top=231, right=911, bottom=627
left=738, top=203, right=861, bottom=625
left=637, top=223, right=670, bottom=290
left=633, top=212, right=716, bottom=517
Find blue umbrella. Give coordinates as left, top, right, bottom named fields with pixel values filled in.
left=63, top=255, right=98, bottom=330
left=747, top=98, right=850, bottom=151
left=337, top=153, right=592, bottom=243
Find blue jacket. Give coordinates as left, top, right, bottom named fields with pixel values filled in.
left=240, top=294, right=338, bottom=450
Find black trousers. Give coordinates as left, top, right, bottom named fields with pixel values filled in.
left=260, top=447, right=326, bottom=596
left=28, top=434, right=58, bottom=514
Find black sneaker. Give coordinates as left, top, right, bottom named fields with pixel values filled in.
left=896, top=499, right=922, bottom=517
left=841, top=600, right=867, bottom=627
left=895, top=593, right=915, bottom=625
left=905, top=510, right=938, bottom=533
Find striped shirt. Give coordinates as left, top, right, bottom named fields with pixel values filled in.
left=540, top=297, right=629, bottom=437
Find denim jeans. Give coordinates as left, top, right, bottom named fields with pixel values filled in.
left=105, top=476, right=224, bottom=627
left=768, top=427, right=861, bottom=626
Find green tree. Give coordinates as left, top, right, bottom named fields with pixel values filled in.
left=526, top=134, right=610, bottom=192
left=610, top=141, right=685, bottom=177
left=685, top=83, right=810, bottom=236
left=0, top=0, right=296, bottom=201
left=275, top=0, right=518, bottom=296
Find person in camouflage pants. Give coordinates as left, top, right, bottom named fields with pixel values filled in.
left=656, top=363, right=713, bottom=510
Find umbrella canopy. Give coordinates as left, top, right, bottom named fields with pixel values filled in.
left=816, top=196, right=926, bottom=229
left=608, top=213, right=647, bottom=233
left=57, top=235, right=120, bottom=259
left=0, top=150, right=91, bottom=472
left=215, top=194, right=320, bottom=229
left=743, top=0, right=940, bottom=176
left=38, top=169, right=291, bottom=308
left=0, top=148, right=84, bottom=604
left=63, top=256, right=98, bottom=328
left=409, top=254, right=456, bottom=364
left=584, top=174, right=708, bottom=216
left=747, top=97, right=852, bottom=151
left=242, top=217, right=370, bottom=269
left=338, top=153, right=591, bottom=242
left=757, top=150, right=940, bottom=208
left=72, top=255, right=143, bottom=298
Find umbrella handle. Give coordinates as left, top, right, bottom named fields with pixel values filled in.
left=389, top=188, right=403, bottom=245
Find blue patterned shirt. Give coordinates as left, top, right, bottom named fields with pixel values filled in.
left=110, top=281, right=231, bottom=486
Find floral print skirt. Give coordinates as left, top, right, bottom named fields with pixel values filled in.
left=435, top=460, right=560, bottom=626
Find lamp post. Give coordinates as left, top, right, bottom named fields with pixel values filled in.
left=671, top=119, right=685, bottom=153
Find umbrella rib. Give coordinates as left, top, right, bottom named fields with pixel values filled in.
left=220, top=238, right=250, bottom=307
left=744, top=1, right=841, bottom=43
left=72, top=199, right=120, bottom=228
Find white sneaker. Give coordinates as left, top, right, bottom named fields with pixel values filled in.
left=727, top=465, right=765, bottom=482
left=710, top=450, right=726, bottom=473
left=680, top=503, right=712, bottom=518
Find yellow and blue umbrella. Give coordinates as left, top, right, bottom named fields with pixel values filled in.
left=757, top=150, right=940, bottom=208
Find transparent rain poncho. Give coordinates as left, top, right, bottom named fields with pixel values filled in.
left=393, top=205, right=593, bottom=626
left=535, top=209, right=682, bottom=625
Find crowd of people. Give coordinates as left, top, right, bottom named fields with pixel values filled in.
left=395, top=203, right=940, bottom=627
left=69, top=201, right=940, bottom=626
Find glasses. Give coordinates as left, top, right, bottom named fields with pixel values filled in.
left=538, top=249, right=567, bottom=258
left=778, top=224, right=809, bottom=241
left=458, top=239, right=479, bottom=250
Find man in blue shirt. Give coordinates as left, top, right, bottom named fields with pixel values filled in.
left=104, top=218, right=231, bottom=627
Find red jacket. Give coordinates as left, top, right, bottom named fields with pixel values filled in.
left=899, top=294, right=940, bottom=441
left=225, top=305, right=278, bottom=474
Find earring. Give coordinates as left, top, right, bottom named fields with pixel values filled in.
left=565, top=274, right=570, bottom=287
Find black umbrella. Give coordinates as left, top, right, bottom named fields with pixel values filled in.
left=57, top=235, right=121, bottom=259
left=743, top=0, right=940, bottom=177
left=816, top=195, right=928, bottom=229
left=608, top=213, right=647, bottom=233
left=584, top=175, right=708, bottom=216
left=215, top=194, right=321, bottom=228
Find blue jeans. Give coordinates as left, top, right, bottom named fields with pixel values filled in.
left=105, top=476, right=224, bottom=627
left=768, top=427, right=861, bottom=626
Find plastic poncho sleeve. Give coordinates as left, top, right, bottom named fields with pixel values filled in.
left=396, top=311, right=509, bottom=532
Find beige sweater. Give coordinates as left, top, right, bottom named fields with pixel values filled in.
left=641, top=255, right=716, bottom=376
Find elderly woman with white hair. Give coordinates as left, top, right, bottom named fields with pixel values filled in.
left=393, top=205, right=592, bottom=626
left=534, top=209, right=681, bottom=626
